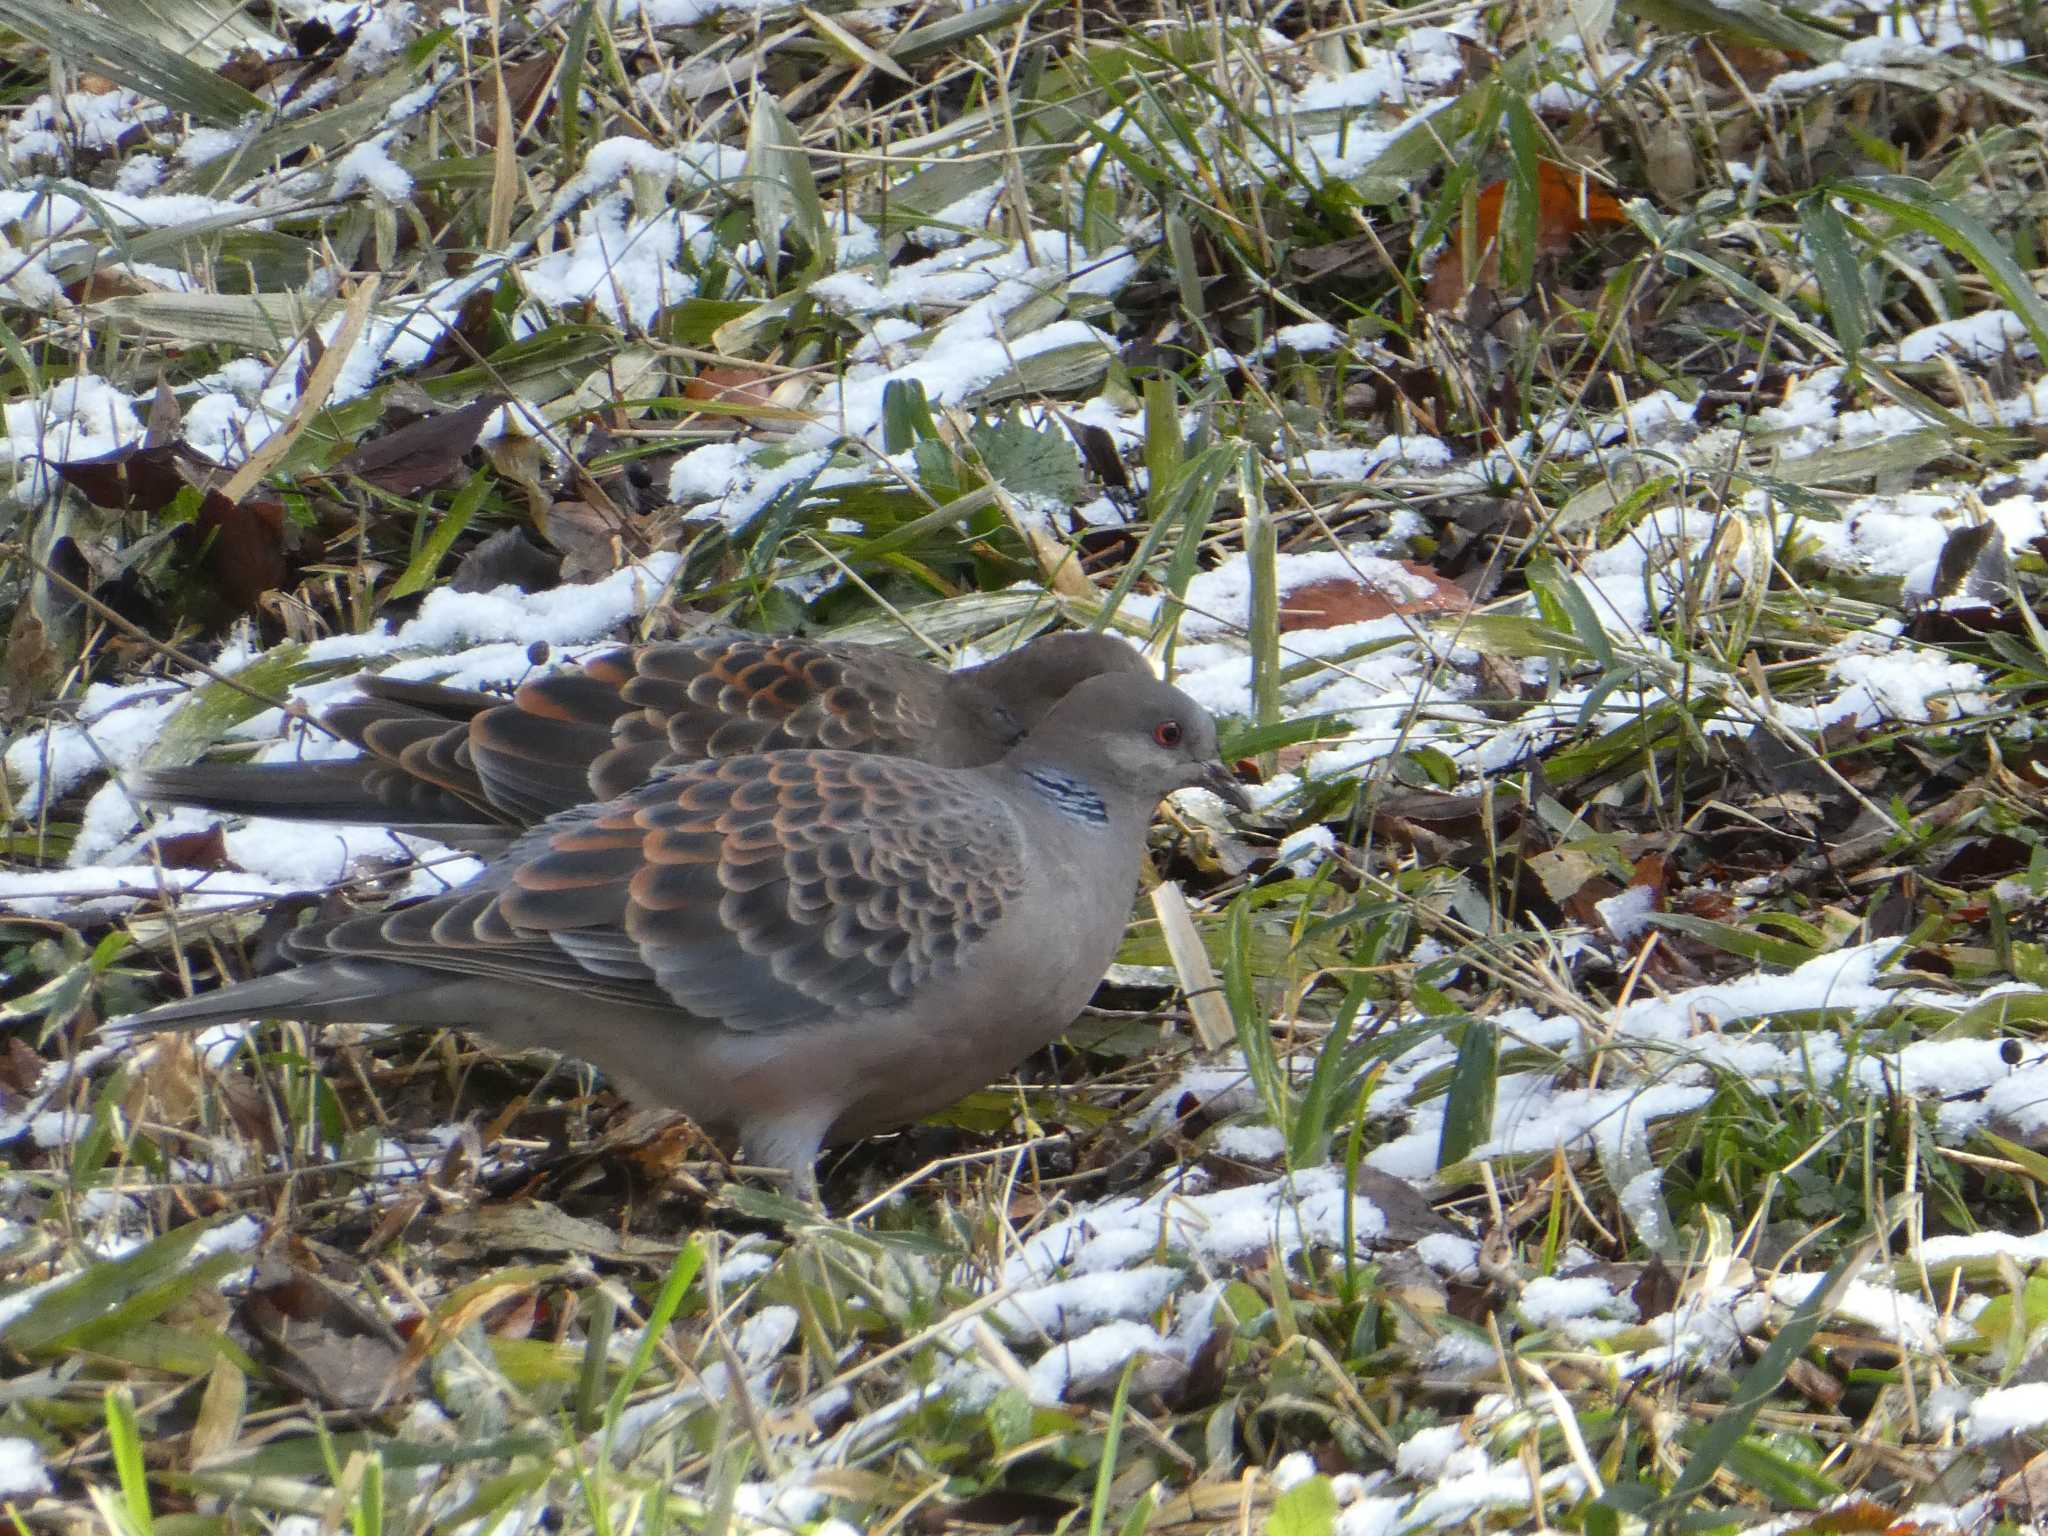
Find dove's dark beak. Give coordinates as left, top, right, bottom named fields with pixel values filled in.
left=1200, top=761, right=1252, bottom=812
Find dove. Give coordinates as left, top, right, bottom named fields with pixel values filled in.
left=130, top=630, right=1150, bottom=853
left=116, top=672, right=1248, bottom=1202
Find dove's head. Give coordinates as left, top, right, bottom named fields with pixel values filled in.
left=1012, top=671, right=1249, bottom=812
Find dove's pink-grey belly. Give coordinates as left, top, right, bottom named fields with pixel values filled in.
left=453, top=822, right=1142, bottom=1162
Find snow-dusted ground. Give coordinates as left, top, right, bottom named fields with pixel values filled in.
left=4, top=0, right=2046, bottom=1528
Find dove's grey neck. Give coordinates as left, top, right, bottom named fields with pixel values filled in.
left=1016, top=763, right=1110, bottom=826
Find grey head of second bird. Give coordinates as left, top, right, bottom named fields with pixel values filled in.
left=955, top=628, right=1156, bottom=736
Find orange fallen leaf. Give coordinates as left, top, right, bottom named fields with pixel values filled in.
left=683, top=365, right=779, bottom=412
left=1427, top=162, right=1627, bottom=310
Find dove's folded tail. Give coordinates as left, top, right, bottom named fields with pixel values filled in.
left=108, top=960, right=453, bottom=1037
left=128, top=764, right=517, bottom=852
left=130, top=761, right=402, bottom=825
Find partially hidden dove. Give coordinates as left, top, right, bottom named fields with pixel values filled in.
left=131, top=630, right=1151, bottom=853
left=116, top=671, right=1248, bottom=1202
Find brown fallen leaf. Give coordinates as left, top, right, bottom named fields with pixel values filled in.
left=240, top=1257, right=419, bottom=1412
left=450, top=526, right=560, bottom=594
left=0, top=1036, right=46, bottom=1103
left=1279, top=564, right=1472, bottom=629
left=53, top=438, right=215, bottom=513
left=331, top=394, right=507, bottom=495
left=479, top=52, right=558, bottom=148
left=540, top=499, right=634, bottom=583
left=193, top=487, right=292, bottom=618
left=143, top=822, right=234, bottom=871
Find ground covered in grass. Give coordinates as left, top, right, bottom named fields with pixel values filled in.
left=7, top=0, right=2048, bottom=1531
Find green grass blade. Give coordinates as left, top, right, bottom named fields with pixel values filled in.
left=105, top=1385, right=155, bottom=1536
left=1798, top=195, right=1869, bottom=361
left=602, top=1239, right=704, bottom=1443
left=1086, top=1359, right=1140, bottom=1536
left=1436, top=1019, right=1497, bottom=1170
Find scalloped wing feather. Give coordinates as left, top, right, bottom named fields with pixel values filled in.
left=288, top=751, right=1028, bottom=1034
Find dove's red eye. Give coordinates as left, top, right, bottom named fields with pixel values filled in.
left=1154, top=720, right=1183, bottom=748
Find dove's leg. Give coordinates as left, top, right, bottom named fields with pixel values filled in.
left=742, top=1116, right=832, bottom=1208
left=789, top=1163, right=821, bottom=1209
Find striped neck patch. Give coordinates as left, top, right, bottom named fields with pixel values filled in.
left=1020, top=766, right=1109, bottom=825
